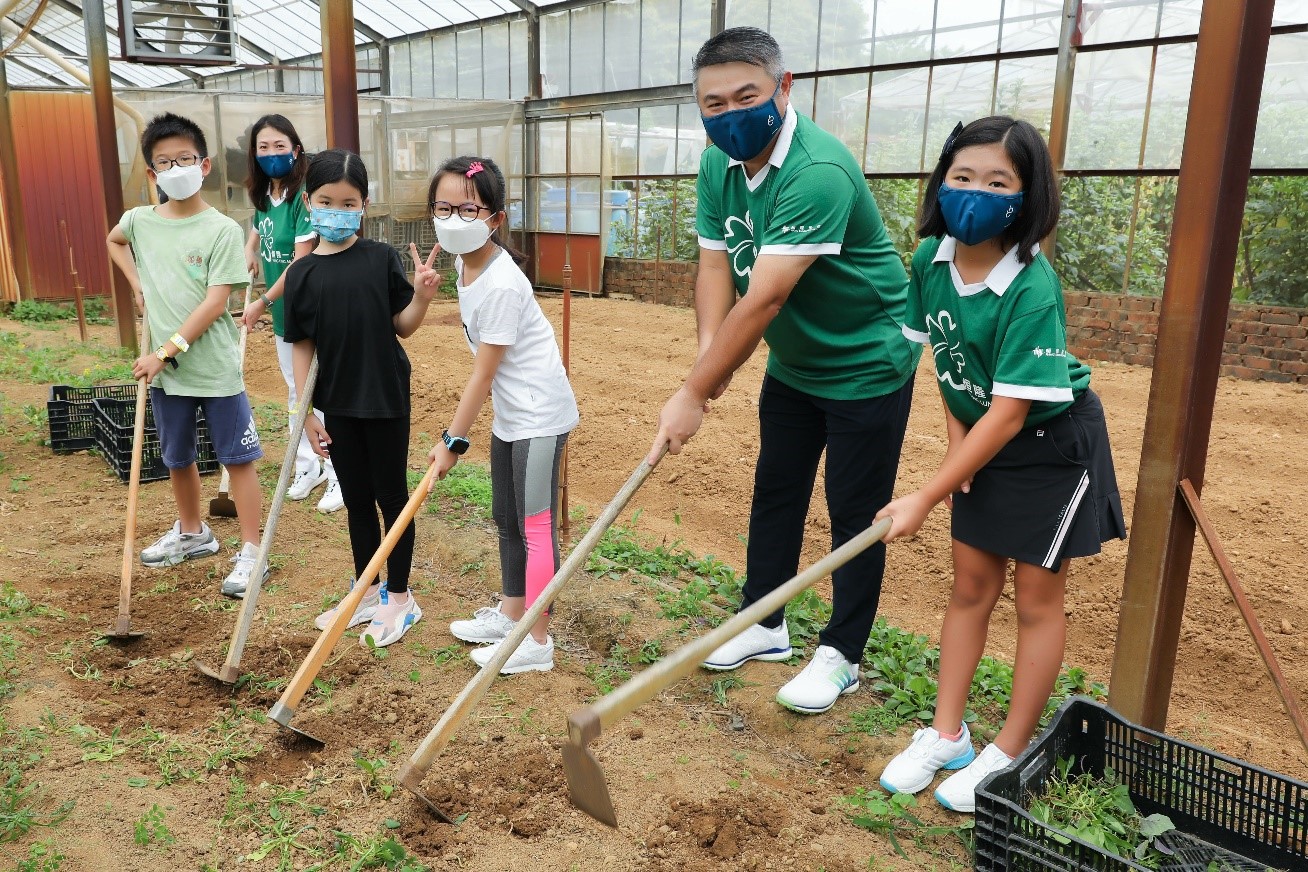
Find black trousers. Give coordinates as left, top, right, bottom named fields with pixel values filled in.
left=323, top=414, right=415, bottom=593
left=741, top=374, right=914, bottom=664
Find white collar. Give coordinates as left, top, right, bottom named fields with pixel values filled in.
left=729, top=104, right=798, bottom=191
left=933, top=236, right=1036, bottom=297
left=269, top=189, right=287, bottom=207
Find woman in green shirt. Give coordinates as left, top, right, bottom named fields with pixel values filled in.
left=240, top=114, right=341, bottom=512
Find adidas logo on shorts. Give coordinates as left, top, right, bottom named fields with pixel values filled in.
left=240, top=418, right=259, bottom=448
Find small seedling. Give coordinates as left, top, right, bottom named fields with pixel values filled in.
left=133, top=804, right=175, bottom=847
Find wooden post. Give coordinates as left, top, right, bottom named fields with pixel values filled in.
left=320, top=0, right=360, bottom=154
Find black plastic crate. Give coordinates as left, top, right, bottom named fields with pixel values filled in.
left=47, top=384, right=139, bottom=453
left=975, top=697, right=1308, bottom=871
left=91, top=396, right=219, bottom=483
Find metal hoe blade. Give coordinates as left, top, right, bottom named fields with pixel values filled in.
left=193, top=659, right=239, bottom=685
left=396, top=767, right=454, bottom=824
left=268, top=701, right=326, bottom=748
left=102, top=617, right=146, bottom=642
left=562, top=706, right=618, bottom=828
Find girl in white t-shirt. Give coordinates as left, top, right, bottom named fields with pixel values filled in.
left=427, top=155, right=579, bottom=675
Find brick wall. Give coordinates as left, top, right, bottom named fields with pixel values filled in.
left=603, top=259, right=1308, bottom=386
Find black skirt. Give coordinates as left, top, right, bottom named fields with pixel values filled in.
left=951, top=389, right=1127, bottom=570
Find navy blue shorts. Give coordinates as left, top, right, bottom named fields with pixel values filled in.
left=150, top=387, right=263, bottom=469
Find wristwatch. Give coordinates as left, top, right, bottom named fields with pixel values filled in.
left=441, top=430, right=470, bottom=455
left=154, top=345, right=179, bottom=369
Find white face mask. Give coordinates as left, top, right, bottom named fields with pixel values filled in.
left=432, top=214, right=493, bottom=256
left=155, top=164, right=204, bottom=201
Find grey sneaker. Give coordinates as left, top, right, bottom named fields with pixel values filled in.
left=450, top=603, right=514, bottom=643
left=314, top=578, right=385, bottom=631
left=141, top=521, right=220, bottom=567
left=220, top=542, right=270, bottom=599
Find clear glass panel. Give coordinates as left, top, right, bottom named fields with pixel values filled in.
left=642, top=0, right=681, bottom=87
left=457, top=29, right=484, bottom=100
left=1158, top=0, right=1203, bottom=37
left=542, top=10, right=570, bottom=97
left=926, top=61, right=997, bottom=162
left=411, top=37, right=435, bottom=99
left=995, top=55, right=1058, bottom=136
left=570, top=116, right=603, bottom=174
left=568, top=177, right=603, bottom=234
left=725, top=0, right=770, bottom=32
left=676, top=102, right=707, bottom=173
left=788, top=77, right=815, bottom=118
left=815, top=73, right=870, bottom=165
left=454, top=126, right=479, bottom=158
left=867, top=178, right=921, bottom=266
left=1080, top=0, right=1159, bottom=44
left=609, top=179, right=639, bottom=257
left=483, top=23, right=510, bottom=100
left=1238, top=175, right=1308, bottom=305
left=639, top=104, right=679, bottom=174
left=538, top=120, right=569, bottom=174
left=680, top=0, right=711, bottom=84
left=1142, top=43, right=1195, bottom=169
left=605, top=0, right=642, bottom=91
left=1253, top=32, right=1308, bottom=168
left=433, top=32, right=457, bottom=98
left=606, top=108, right=640, bottom=175
left=1274, top=0, right=1308, bottom=25
left=509, top=18, right=529, bottom=99
left=1123, top=176, right=1177, bottom=297
left=776, top=0, right=819, bottom=73
left=390, top=41, right=412, bottom=96
left=1056, top=175, right=1137, bottom=292
left=874, top=0, right=935, bottom=65
left=536, top=177, right=567, bottom=231
left=866, top=65, right=929, bottom=173
left=624, top=178, right=698, bottom=258
left=933, top=0, right=1002, bottom=59
left=572, top=5, right=606, bottom=94
left=1000, top=0, right=1062, bottom=52
left=1064, top=47, right=1154, bottom=170
left=819, top=0, right=874, bottom=70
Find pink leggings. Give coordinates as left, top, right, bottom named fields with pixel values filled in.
left=490, top=433, right=567, bottom=607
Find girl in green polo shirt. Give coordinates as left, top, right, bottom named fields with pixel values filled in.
left=240, top=114, right=341, bottom=513
left=876, top=117, right=1126, bottom=814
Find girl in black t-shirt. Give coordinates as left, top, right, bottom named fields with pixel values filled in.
left=282, top=149, right=441, bottom=647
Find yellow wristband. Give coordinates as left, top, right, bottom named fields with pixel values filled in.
left=169, top=332, right=190, bottom=353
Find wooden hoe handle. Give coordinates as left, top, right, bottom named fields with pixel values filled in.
left=115, top=319, right=152, bottom=634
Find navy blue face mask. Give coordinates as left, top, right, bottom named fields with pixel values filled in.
left=937, top=184, right=1025, bottom=246
left=257, top=152, right=295, bottom=179
left=701, top=84, right=785, bottom=162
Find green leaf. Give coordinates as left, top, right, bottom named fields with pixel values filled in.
left=384, top=818, right=401, bottom=829
left=127, top=777, right=149, bottom=788
left=1138, top=813, right=1174, bottom=839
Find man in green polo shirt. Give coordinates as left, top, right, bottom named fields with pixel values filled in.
left=647, top=26, right=920, bottom=715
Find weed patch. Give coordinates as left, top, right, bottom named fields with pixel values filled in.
left=425, top=463, right=493, bottom=521
left=842, top=788, right=973, bottom=862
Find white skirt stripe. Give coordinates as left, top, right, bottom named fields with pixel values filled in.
left=1043, top=470, right=1090, bottom=570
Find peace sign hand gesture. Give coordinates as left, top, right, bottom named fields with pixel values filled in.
left=410, top=242, right=441, bottom=299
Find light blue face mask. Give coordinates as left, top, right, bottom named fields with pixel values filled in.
left=937, top=184, right=1025, bottom=246
left=309, top=206, right=361, bottom=243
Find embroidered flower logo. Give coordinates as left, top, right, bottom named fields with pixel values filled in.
left=724, top=212, right=757, bottom=278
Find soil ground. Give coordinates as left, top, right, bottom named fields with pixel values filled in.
left=0, top=296, right=1306, bottom=871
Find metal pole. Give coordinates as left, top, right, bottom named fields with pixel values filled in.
left=560, top=262, right=571, bottom=542
left=526, top=11, right=542, bottom=99
left=1107, top=0, right=1275, bottom=732
left=84, top=0, right=136, bottom=350
left=320, top=0, right=360, bottom=153
left=0, top=62, right=33, bottom=303
left=1043, top=0, right=1081, bottom=259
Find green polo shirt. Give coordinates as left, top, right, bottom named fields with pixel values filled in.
left=254, top=187, right=314, bottom=336
left=902, top=235, right=1090, bottom=428
left=696, top=109, right=918, bottom=401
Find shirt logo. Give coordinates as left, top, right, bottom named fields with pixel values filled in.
left=927, top=310, right=990, bottom=407
left=781, top=224, right=821, bottom=234
left=183, top=249, right=206, bottom=280
left=724, top=212, right=757, bottom=279
left=1033, top=347, right=1065, bottom=358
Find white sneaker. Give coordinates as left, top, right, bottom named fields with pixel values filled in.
left=775, top=645, right=859, bottom=714
left=359, top=589, right=422, bottom=648
left=314, top=578, right=385, bottom=631
left=316, top=480, right=343, bottom=513
left=450, top=603, right=514, bottom=643
left=701, top=620, right=792, bottom=671
left=934, top=743, right=1014, bottom=813
left=220, top=542, right=270, bottom=599
left=287, top=464, right=327, bottom=501
left=141, top=521, right=220, bottom=567
left=470, top=634, right=554, bottom=674
left=879, top=724, right=977, bottom=795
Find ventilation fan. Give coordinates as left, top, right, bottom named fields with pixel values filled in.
left=118, top=1, right=237, bottom=65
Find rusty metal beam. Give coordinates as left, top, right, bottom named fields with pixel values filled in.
left=319, top=0, right=359, bottom=154
left=1107, top=0, right=1275, bottom=732
left=83, top=0, right=135, bottom=350
left=0, top=60, right=34, bottom=301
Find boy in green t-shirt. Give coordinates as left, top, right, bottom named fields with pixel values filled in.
left=107, top=112, right=266, bottom=598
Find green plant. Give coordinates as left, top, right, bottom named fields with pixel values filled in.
left=15, top=840, right=64, bottom=872
left=842, top=787, right=973, bottom=861
left=426, top=463, right=493, bottom=520
left=134, top=804, right=175, bottom=847
left=354, top=753, right=395, bottom=800
left=709, top=675, right=745, bottom=707
left=10, top=300, right=74, bottom=324
left=1028, top=757, right=1174, bottom=868
left=0, top=772, right=73, bottom=843
left=839, top=703, right=902, bottom=738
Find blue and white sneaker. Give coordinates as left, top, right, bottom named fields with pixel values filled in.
left=879, top=723, right=977, bottom=796
left=775, top=645, right=860, bottom=713
left=701, top=620, right=793, bottom=671
left=934, top=743, right=1014, bottom=813
left=359, top=588, right=422, bottom=648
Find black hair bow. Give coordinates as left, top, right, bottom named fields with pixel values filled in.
left=939, top=121, right=964, bottom=163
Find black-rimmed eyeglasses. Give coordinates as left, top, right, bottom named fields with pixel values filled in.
left=429, top=201, right=491, bottom=221
left=151, top=154, right=201, bottom=172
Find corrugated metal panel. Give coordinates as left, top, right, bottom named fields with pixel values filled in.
left=9, top=90, right=112, bottom=301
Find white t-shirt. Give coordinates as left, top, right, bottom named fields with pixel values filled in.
left=457, top=249, right=579, bottom=442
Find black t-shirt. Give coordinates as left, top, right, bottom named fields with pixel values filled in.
left=283, top=237, right=415, bottom=417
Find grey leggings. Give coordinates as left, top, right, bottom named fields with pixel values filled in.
left=490, top=433, right=567, bottom=605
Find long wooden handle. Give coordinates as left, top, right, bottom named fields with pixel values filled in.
left=270, top=460, right=439, bottom=723
left=398, top=451, right=662, bottom=782
left=115, top=319, right=152, bottom=634
left=576, top=517, right=892, bottom=737
left=224, top=356, right=319, bottom=671
left=219, top=275, right=256, bottom=495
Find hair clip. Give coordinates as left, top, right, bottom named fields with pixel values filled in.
left=939, top=122, right=965, bottom=163
left=465, top=161, right=485, bottom=178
